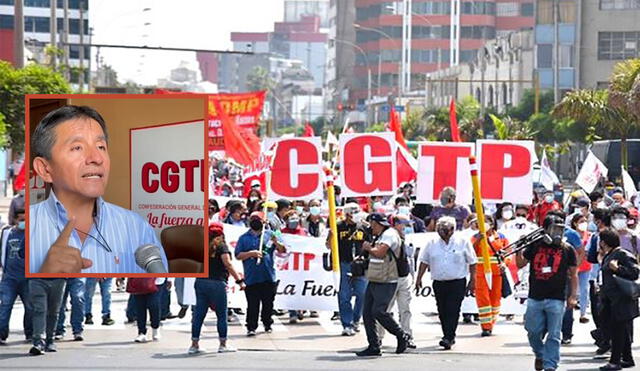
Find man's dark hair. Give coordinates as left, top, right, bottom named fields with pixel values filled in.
left=546, top=209, right=566, bottom=220
left=209, top=198, right=219, bottom=212
left=589, top=190, right=603, bottom=203
left=592, top=208, right=611, bottom=226
left=395, top=196, right=409, bottom=206
left=228, top=202, right=244, bottom=214
left=542, top=214, right=564, bottom=229
left=13, top=208, right=25, bottom=219
left=611, top=205, right=630, bottom=218
left=276, top=199, right=291, bottom=212
left=599, top=228, right=620, bottom=249
left=32, top=105, right=108, bottom=160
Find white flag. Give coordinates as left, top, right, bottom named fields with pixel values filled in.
left=539, top=149, right=560, bottom=191
left=575, top=150, right=608, bottom=193
left=621, top=166, right=638, bottom=201
left=324, top=131, right=339, bottom=153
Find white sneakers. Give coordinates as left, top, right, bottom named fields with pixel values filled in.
left=341, top=327, right=355, bottom=336
left=188, top=346, right=204, bottom=355
left=218, top=345, right=237, bottom=353
left=134, top=334, right=147, bottom=343
left=152, top=328, right=161, bottom=341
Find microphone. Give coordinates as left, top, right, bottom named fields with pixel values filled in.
left=135, top=244, right=168, bottom=273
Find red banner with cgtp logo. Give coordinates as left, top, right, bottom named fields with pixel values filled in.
left=208, top=91, right=266, bottom=151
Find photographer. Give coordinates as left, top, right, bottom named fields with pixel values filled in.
left=517, top=214, right=578, bottom=371
left=326, top=203, right=368, bottom=336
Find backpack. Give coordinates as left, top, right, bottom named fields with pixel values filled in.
left=366, top=229, right=402, bottom=283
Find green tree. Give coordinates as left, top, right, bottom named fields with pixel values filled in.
left=246, top=66, right=275, bottom=93
left=0, top=61, right=72, bottom=153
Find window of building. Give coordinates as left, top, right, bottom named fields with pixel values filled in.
left=598, top=31, right=640, bottom=60
left=559, top=45, right=574, bottom=67
left=558, top=0, right=576, bottom=23
left=497, top=2, right=519, bottom=16
left=537, top=0, right=553, bottom=24
left=25, top=0, right=49, bottom=7
left=0, top=0, right=14, bottom=5
left=537, top=44, right=553, bottom=68
left=600, top=0, right=640, bottom=10
left=25, top=16, right=50, bottom=33
left=0, top=14, right=13, bottom=29
left=521, top=3, right=534, bottom=16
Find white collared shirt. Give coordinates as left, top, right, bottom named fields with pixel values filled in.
left=419, top=233, right=477, bottom=281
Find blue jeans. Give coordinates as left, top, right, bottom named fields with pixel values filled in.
left=84, top=278, right=112, bottom=317
left=175, top=277, right=186, bottom=307
left=0, top=277, right=32, bottom=340
left=191, top=278, right=227, bottom=340
left=525, top=298, right=565, bottom=370
left=160, top=281, right=170, bottom=318
left=578, top=271, right=590, bottom=317
left=135, top=287, right=161, bottom=335
left=337, top=262, right=367, bottom=329
left=56, top=278, right=85, bottom=336
left=126, top=295, right=137, bottom=322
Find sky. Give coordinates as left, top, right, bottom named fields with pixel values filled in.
left=89, top=0, right=285, bottom=86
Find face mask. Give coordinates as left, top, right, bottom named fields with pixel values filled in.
left=502, top=210, right=513, bottom=220
left=612, top=218, right=627, bottom=230
left=287, top=218, right=300, bottom=229
left=597, top=201, right=607, bottom=209
left=309, top=206, right=321, bottom=216
left=440, top=196, right=449, bottom=207
left=296, top=206, right=304, bottom=214
left=437, top=227, right=454, bottom=240
left=267, top=211, right=275, bottom=219
left=373, top=202, right=382, bottom=211
left=403, top=226, right=413, bottom=235
left=398, top=206, right=410, bottom=215
left=249, top=219, right=263, bottom=231
left=587, top=221, right=598, bottom=232
left=577, top=222, right=588, bottom=232
left=544, top=195, right=554, bottom=203
left=249, top=197, right=258, bottom=202
left=17, top=221, right=25, bottom=230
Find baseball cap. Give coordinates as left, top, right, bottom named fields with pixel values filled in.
left=368, top=212, right=390, bottom=227
left=249, top=211, right=265, bottom=220
left=209, top=223, right=224, bottom=238
left=251, top=179, right=261, bottom=188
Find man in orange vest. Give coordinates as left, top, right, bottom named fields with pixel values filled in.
left=471, top=216, right=510, bottom=336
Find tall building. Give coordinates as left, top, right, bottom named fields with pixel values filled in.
left=230, top=15, right=328, bottom=90
left=579, top=0, right=640, bottom=90
left=285, top=0, right=330, bottom=28
left=0, top=0, right=90, bottom=85
left=325, top=0, right=356, bottom=117
left=350, top=0, right=534, bottom=103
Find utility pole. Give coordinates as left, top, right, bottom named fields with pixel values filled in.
left=13, top=0, right=24, bottom=68
left=63, top=0, right=69, bottom=80
left=553, top=0, right=560, bottom=103
left=450, top=0, right=460, bottom=66
left=79, top=0, right=85, bottom=91
left=50, top=0, right=57, bottom=68
left=401, top=0, right=412, bottom=94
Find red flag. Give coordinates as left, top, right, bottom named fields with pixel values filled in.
left=211, top=97, right=259, bottom=166
left=389, top=105, right=408, bottom=149
left=303, top=122, right=315, bottom=137
left=14, top=163, right=25, bottom=191
left=396, top=144, right=417, bottom=183
left=449, top=98, right=461, bottom=142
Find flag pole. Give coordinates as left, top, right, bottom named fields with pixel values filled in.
left=257, top=142, right=279, bottom=265
left=325, top=166, right=341, bottom=286
left=469, top=156, right=492, bottom=289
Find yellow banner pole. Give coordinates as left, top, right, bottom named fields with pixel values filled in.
left=324, top=167, right=341, bottom=286
left=469, top=156, right=492, bottom=289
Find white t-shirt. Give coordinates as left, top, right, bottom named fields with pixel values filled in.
left=377, top=227, right=402, bottom=257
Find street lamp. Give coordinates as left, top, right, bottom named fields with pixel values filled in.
left=330, top=38, right=372, bottom=124
left=354, top=23, right=402, bottom=97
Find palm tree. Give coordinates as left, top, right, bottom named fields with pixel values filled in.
left=553, top=59, right=640, bottom=169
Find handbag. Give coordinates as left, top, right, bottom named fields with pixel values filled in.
left=486, top=237, right=512, bottom=298
left=612, top=275, right=640, bottom=300
left=126, top=277, right=159, bottom=295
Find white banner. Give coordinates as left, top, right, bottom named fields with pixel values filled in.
left=183, top=226, right=529, bottom=315
left=131, top=120, right=206, bottom=239
left=575, top=150, right=608, bottom=194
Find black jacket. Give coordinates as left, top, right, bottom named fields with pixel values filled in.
left=600, top=247, right=640, bottom=321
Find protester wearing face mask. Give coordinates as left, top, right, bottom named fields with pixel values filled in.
left=516, top=214, right=578, bottom=371
left=495, top=202, right=514, bottom=230
left=234, top=212, right=286, bottom=336
left=565, top=198, right=591, bottom=228
left=376, top=215, right=416, bottom=349
left=596, top=228, right=639, bottom=371
left=416, top=216, right=477, bottom=350
left=223, top=201, right=248, bottom=227
left=208, top=199, right=220, bottom=223
left=570, top=213, right=592, bottom=324
left=282, top=210, right=308, bottom=237
left=395, top=197, right=425, bottom=232
left=500, top=205, right=538, bottom=236
left=246, top=189, right=263, bottom=213
left=530, top=189, right=562, bottom=226
left=610, top=207, right=639, bottom=257
left=427, top=187, right=470, bottom=231
left=305, top=200, right=326, bottom=238
left=0, top=209, right=32, bottom=346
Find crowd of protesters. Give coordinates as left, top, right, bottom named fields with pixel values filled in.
left=2, top=159, right=640, bottom=371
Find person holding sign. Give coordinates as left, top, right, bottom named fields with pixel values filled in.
left=29, top=105, right=168, bottom=274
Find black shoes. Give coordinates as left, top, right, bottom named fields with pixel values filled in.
left=438, top=338, right=455, bottom=350
left=355, top=347, right=381, bottom=357
left=600, top=364, right=622, bottom=371
left=395, top=333, right=410, bottom=354
left=29, top=342, right=45, bottom=356
left=481, top=329, right=492, bottom=337
left=620, top=360, right=635, bottom=368
left=102, top=315, right=115, bottom=326
left=85, top=314, right=94, bottom=325
left=178, top=306, right=188, bottom=319
left=535, top=358, right=543, bottom=370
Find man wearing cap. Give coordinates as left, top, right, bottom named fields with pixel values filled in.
left=517, top=214, right=578, bottom=371
left=328, top=202, right=368, bottom=336
left=416, top=216, right=477, bottom=350
left=376, top=214, right=416, bottom=348
left=356, top=212, right=411, bottom=357
left=234, top=211, right=286, bottom=336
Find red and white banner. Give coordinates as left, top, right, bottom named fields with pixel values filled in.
left=131, top=121, right=206, bottom=238
left=476, top=140, right=536, bottom=204
left=264, top=137, right=324, bottom=201
left=575, top=150, right=608, bottom=194
left=339, top=133, right=397, bottom=198
left=208, top=91, right=266, bottom=151
left=416, top=142, right=474, bottom=205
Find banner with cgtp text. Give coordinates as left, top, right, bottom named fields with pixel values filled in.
left=131, top=120, right=206, bottom=239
